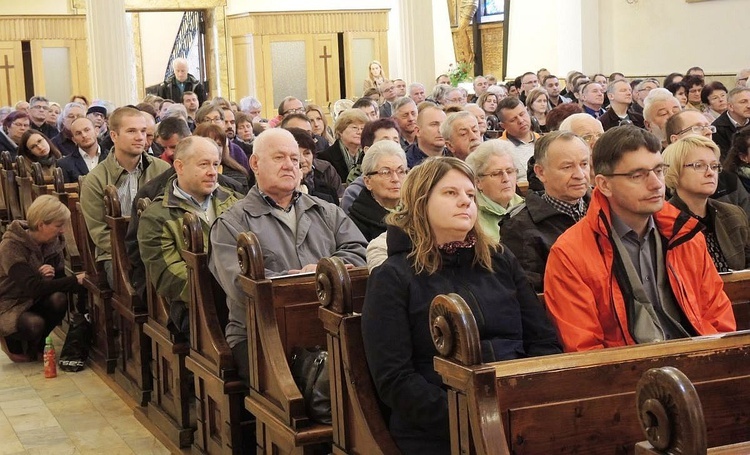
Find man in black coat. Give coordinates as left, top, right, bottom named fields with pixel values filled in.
left=157, top=57, right=206, bottom=105
left=500, top=131, right=591, bottom=292
left=28, top=96, right=59, bottom=139
left=57, top=118, right=108, bottom=183
left=712, top=87, right=750, bottom=160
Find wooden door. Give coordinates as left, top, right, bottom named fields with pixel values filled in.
left=259, top=34, right=340, bottom=119
left=343, top=31, right=388, bottom=99
left=0, top=42, right=25, bottom=106
left=30, top=40, right=82, bottom=104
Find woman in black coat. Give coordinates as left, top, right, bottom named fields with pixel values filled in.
left=361, top=157, right=561, bottom=455
left=348, top=140, right=407, bottom=241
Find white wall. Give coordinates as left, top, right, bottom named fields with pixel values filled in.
left=598, top=0, right=748, bottom=75
left=137, top=12, right=183, bottom=87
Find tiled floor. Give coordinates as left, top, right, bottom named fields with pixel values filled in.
left=0, top=332, right=170, bottom=455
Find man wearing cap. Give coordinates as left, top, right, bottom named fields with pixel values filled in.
left=87, top=105, right=113, bottom=153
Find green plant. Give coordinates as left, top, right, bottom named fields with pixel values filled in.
left=447, top=61, right=472, bottom=86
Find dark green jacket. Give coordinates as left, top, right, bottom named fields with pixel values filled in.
left=137, top=175, right=239, bottom=303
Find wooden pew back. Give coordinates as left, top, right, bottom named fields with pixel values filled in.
left=1, top=151, right=23, bottom=222
left=15, top=156, right=34, bottom=219
left=103, top=185, right=151, bottom=405
left=236, top=231, right=332, bottom=451
left=182, top=212, right=251, bottom=454
left=316, top=257, right=400, bottom=455
left=430, top=293, right=750, bottom=455
left=723, top=270, right=750, bottom=330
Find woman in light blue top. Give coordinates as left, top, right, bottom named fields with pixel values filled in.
left=466, top=139, right=524, bottom=242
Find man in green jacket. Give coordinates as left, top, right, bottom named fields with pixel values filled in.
left=137, top=136, right=240, bottom=337
left=80, top=107, right=171, bottom=286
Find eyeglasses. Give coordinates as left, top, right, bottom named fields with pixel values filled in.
left=601, top=164, right=669, bottom=183
left=29, top=138, right=46, bottom=150
left=676, top=125, right=716, bottom=136
left=203, top=116, right=223, bottom=124
left=366, top=167, right=408, bottom=178
left=31, top=105, right=50, bottom=111
left=684, top=162, right=722, bottom=173
left=479, top=168, right=519, bottom=179
left=581, top=132, right=603, bottom=143
left=282, top=107, right=305, bottom=115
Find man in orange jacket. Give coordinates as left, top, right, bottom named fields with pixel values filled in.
left=544, top=125, right=736, bottom=352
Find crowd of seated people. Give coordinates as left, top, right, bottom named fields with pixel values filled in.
left=0, top=61, right=749, bottom=454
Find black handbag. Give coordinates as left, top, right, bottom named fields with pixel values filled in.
left=58, top=313, right=93, bottom=372
left=290, top=346, right=331, bottom=425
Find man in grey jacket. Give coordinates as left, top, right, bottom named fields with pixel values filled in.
left=208, top=128, right=367, bottom=382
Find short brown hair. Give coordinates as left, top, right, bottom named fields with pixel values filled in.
left=593, top=125, right=661, bottom=175
left=108, top=106, right=142, bottom=133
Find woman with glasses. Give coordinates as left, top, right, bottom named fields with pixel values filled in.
left=701, top=81, right=728, bottom=123
left=663, top=136, right=749, bottom=271
left=466, top=140, right=524, bottom=242
left=16, top=130, right=62, bottom=180
left=0, top=111, right=31, bottom=159
left=361, top=156, right=561, bottom=455
left=348, top=141, right=407, bottom=241
left=318, top=109, right=369, bottom=183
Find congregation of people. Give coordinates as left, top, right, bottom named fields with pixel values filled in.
left=1, top=55, right=750, bottom=454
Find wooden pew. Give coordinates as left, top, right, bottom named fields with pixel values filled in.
left=103, top=185, right=151, bottom=405
left=723, top=270, right=750, bottom=330
left=138, top=197, right=196, bottom=448
left=236, top=231, right=333, bottom=454
left=429, top=293, right=750, bottom=455
left=75, top=190, right=118, bottom=373
left=316, top=257, right=400, bottom=455
left=634, top=366, right=750, bottom=455
left=182, top=212, right=253, bottom=454
left=0, top=152, right=8, bottom=224
left=52, top=168, right=82, bottom=274
left=1, top=151, right=23, bottom=223
left=15, top=156, right=34, bottom=219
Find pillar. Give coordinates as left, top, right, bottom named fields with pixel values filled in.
left=85, top=0, right=138, bottom=105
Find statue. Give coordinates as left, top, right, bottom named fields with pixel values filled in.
left=453, top=0, right=478, bottom=65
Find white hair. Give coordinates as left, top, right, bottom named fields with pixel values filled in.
left=643, top=88, right=680, bottom=121
left=172, top=57, right=188, bottom=69
left=361, top=140, right=407, bottom=175
left=239, top=96, right=261, bottom=112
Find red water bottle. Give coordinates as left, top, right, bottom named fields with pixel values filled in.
left=44, top=336, right=57, bottom=378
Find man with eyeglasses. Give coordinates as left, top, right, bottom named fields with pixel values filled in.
left=665, top=110, right=750, bottom=218
left=500, top=131, right=591, bottom=292
left=712, top=87, right=750, bottom=160
left=28, top=96, right=58, bottom=139
left=544, top=126, right=735, bottom=352
left=378, top=81, right=399, bottom=118
left=600, top=79, right=644, bottom=131
left=735, top=68, right=750, bottom=88
left=632, top=79, right=659, bottom=115
left=208, top=128, right=367, bottom=383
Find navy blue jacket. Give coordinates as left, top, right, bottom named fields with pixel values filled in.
left=362, top=227, right=561, bottom=454
left=57, top=146, right=109, bottom=183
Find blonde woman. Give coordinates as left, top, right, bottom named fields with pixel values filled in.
left=0, top=196, right=85, bottom=362
left=318, top=108, right=369, bottom=182
left=362, top=156, right=561, bottom=455
left=305, top=104, right=334, bottom=145
left=363, top=60, right=387, bottom=94
left=662, top=136, right=750, bottom=271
